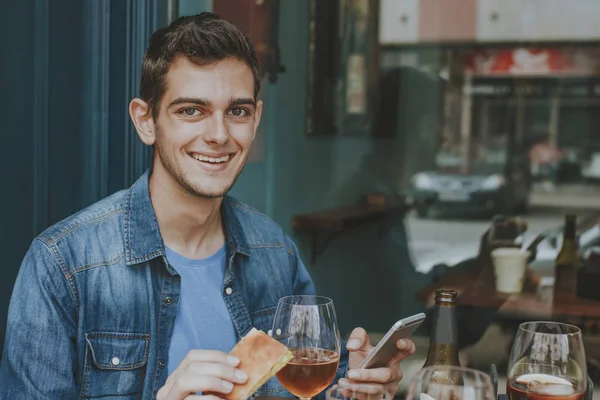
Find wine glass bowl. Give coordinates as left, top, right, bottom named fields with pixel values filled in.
left=272, top=295, right=341, bottom=400
left=507, top=321, right=587, bottom=400
left=407, top=366, right=495, bottom=400
left=326, top=384, right=391, bottom=400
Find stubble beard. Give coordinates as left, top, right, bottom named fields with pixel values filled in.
left=154, top=126, right=248, bottom=200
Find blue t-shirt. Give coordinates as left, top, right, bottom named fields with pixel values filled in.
left=166, top=245, right=238, bottom=374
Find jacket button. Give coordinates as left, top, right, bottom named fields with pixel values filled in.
left=225, top=287, right=233, bottom=295
left=111, top=357, right=120, bottom=366
left=159, top=361, right=165, bottom=369
left=165, top=297, right=172, bottom=304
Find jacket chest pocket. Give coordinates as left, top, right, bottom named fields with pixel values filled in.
left=81, top=332, right=150, bottom=399
left=251, top=306, right=278, bottom=339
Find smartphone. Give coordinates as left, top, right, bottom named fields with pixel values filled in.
left=358, top=313, right=426, bottom=369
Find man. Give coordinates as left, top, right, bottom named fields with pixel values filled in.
left=0, top=13, right=414, bottom=399
left=529, top=134, right=563, bottom=191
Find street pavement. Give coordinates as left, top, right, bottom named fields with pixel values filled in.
left=530, top=182, right=600, bottom=209
left=405, top=207, right=577, bottom=261
left=405, top=183, right=600, bottom=263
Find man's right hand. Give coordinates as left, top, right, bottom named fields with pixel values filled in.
left=156, top=350, right=248, bottom=400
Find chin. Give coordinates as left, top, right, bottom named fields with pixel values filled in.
left=186, top=182, right=234, bottom=199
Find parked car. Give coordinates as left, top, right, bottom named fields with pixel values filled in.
left=409, top=154, right=531, bottom=219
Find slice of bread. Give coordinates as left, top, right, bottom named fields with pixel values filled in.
left=225, top=328, right=293, bottom=400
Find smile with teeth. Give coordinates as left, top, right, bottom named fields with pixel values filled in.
left=191, top=153, right=232, bottom=163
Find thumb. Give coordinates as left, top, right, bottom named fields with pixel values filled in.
left=346, top=327, right=369, bottom=351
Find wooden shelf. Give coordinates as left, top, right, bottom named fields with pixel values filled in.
left=291, top=196, right=409, bottom=264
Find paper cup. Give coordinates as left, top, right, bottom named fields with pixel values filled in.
left=491, top=248, right=530, bottom=294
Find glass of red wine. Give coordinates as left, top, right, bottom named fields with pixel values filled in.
left=507, top=321, right=587, bottom=400
left=273, top=295, right=341, bottom=400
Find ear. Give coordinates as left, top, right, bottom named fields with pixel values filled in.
left=129, top=98, right=156, bottom=146
left=252, top=100, right=263, bottom=142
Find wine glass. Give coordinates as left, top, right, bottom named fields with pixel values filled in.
left=406, top=366, right=495, bottom=400
left=507, top=321, right=587, bottom=400
left=326, top=384, right=391, bottom=400
left=273, top=295, right=341, bottom=400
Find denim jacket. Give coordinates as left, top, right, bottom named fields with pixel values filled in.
left=0, top=171, right=348, bottom=399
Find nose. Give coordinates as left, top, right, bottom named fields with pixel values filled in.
left=204, top=113, right=229, bottom=145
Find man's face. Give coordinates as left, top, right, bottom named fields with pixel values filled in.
left=152, top=56, right=262, bottom=199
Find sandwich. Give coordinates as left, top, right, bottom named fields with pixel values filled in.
left=225, top=327, right=293, bottom=400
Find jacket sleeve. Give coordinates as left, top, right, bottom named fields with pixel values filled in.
left=0, top=239, right=78, bottom=399
left=286, top=235, right=349, bottom=399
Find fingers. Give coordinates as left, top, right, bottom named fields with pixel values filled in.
left=346, top=327, right=370, bottom=351
left=166, top=374, right=236, bottom=399
left=166, top=350, right=239, bottom=386
left=337, top=380, right=398, bottom=400
left=388, top=339, right=416, bottom=365
left=158, top=350, right=247, bottom=400
left=338, top=378, right=387, bottom=396
left=156, top=385, right=170, bottom=400
left=186, top=362, right=247, bottom=383
left=181, top=350, right=240, bottom=370
left=346, top=366, right=402, bottom=384
left=396, top=338, right=415, bottom=353
left=383, top=382, right=399, bottom=396
left=345, top=356, right=405, bottom=399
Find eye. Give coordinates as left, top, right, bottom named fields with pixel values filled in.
left=228, top=107, right=249, bottom=117
left=181, top=108, right=200, bottom=116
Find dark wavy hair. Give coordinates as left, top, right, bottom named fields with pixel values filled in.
left=140, top=12, right=261, bottom=120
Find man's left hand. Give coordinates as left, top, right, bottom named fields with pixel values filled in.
left=338, top=327, right=416, bottom=397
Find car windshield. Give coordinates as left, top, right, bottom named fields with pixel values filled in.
left=436, top=134, right=509, bottom=175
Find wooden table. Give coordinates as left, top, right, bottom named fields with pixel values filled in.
left=416, top=261, right=600, bottom=386
left=292, top=196, right=409, bottom=264
left=415, top=264, right=600, bottom=320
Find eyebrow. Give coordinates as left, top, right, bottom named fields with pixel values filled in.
left=168, top=97, right=210, bottom=108
left=167, top=97, right=256, bottom=109
left=229, top=97, right=257, bottom=108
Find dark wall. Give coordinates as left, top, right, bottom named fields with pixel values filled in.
left=0, top=0, right=167, bottom=358
left=48, top=1, right=85, bottom=223
left=1, top=0, right=40, bottom=358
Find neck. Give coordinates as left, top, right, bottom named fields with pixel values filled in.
left=149, top=166, right=225, bottom=259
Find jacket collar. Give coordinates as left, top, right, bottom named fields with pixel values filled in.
left=221, top=196, right=250, bottom=257
left=124, top=170, right=249, bottom=265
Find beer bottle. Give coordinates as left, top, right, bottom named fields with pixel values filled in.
left=554, top=214, right=579, bottom=295
left=423, top=289, right=460, bottom=368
